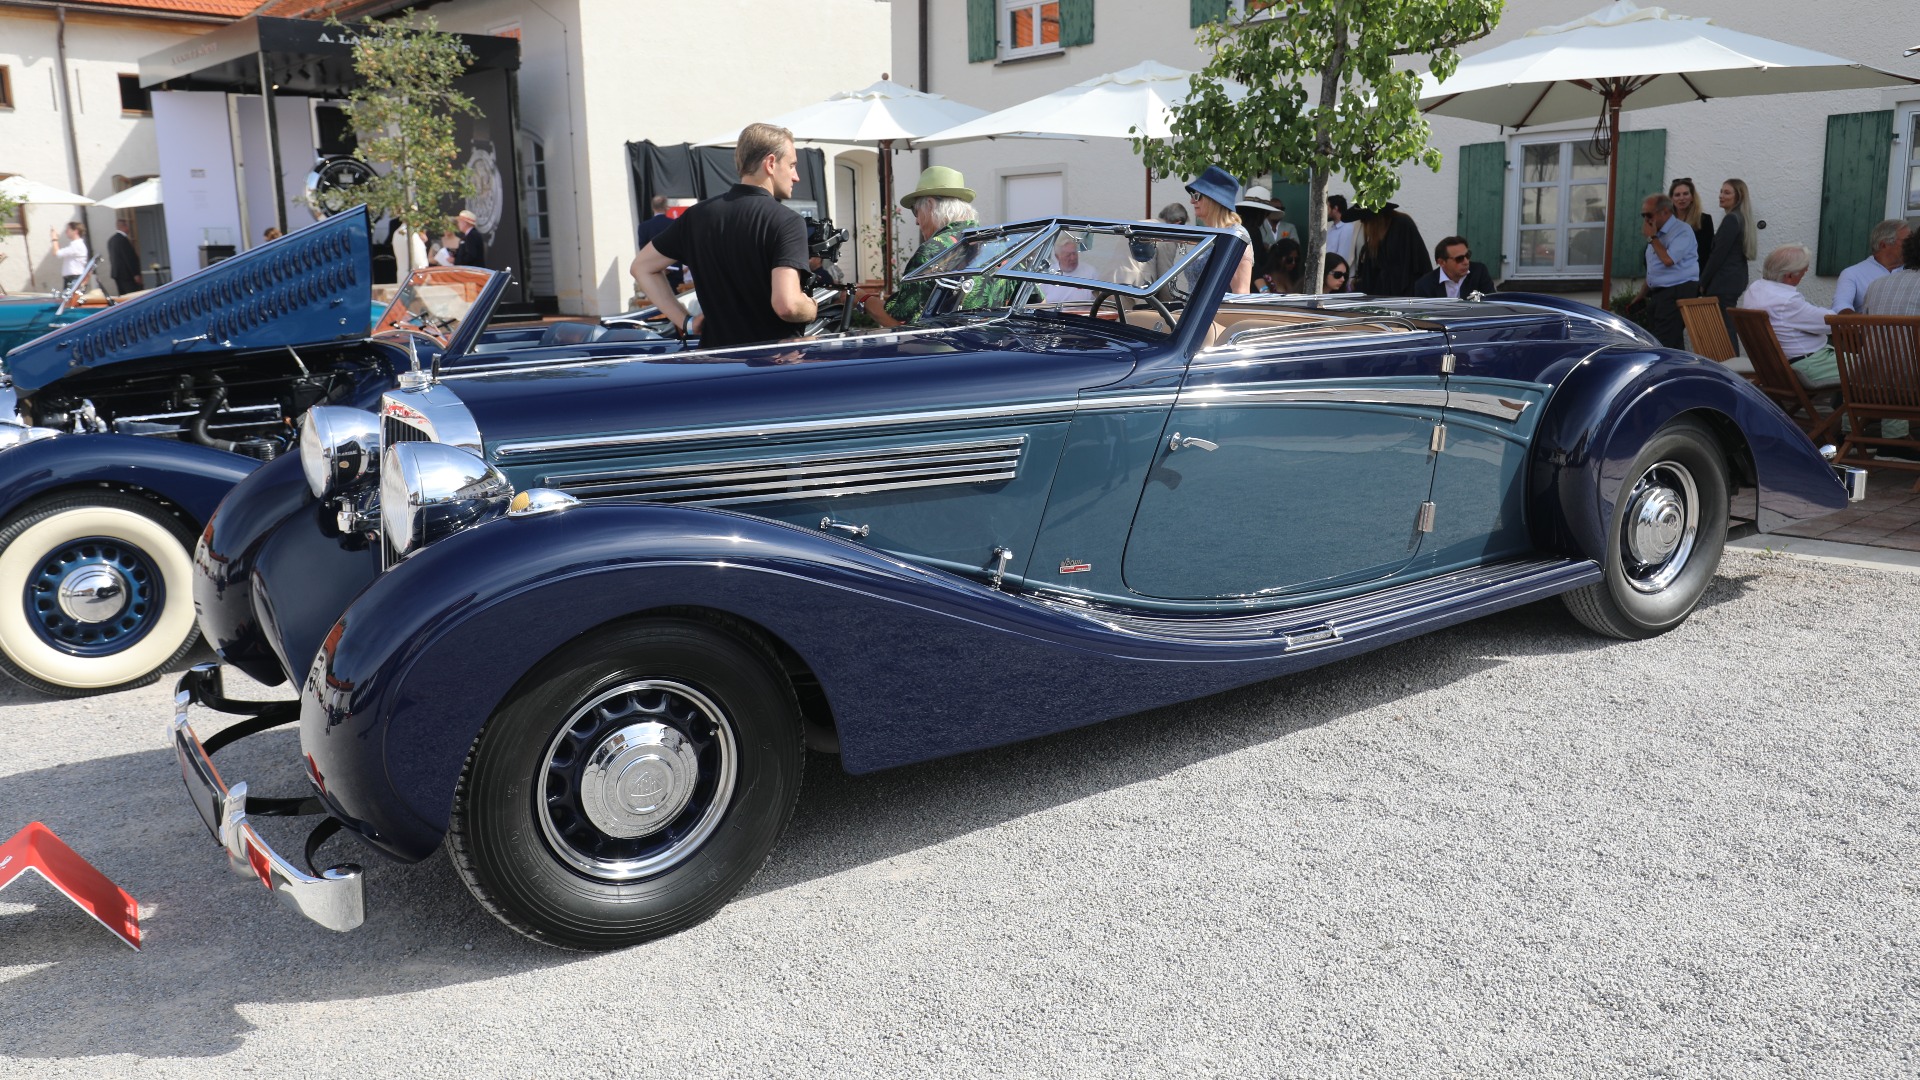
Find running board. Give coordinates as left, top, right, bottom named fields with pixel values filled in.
left=1032, top=557, right=1601, bottom=650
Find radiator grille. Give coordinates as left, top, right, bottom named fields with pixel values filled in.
left=538, top=436, right=1026, bottom=507
left=382, top=412, right=432, bottom=448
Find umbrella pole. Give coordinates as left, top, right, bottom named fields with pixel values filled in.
left=1600, top=89, right=1623, bottom=308
left=880, top=138, right=896, bottom=294
left=1144, top=162, right=1151, bottom=220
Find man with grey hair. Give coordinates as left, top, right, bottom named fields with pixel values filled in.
left=863, top=166, right=1013, bottom=327
left=1862, top=227, right=1920, bottom=317
left=1834, top=218, right=1911, bottom=313
left=1637, top=192, right=1699, bottom=348
left=1739, top=243, right=1841, bottom=390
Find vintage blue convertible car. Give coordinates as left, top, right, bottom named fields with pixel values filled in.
left=172, top=216, right=1861, bottom=949
left=0, top=258, right=110, bottom=357
left=0, top=210, right=671, bottom=696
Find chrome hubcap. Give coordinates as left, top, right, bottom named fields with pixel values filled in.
left=1621, top=461, right=1699, bottom=594
left=537, top=679, right=737, bottom=882
left=57, top=565, right=129, bottom=623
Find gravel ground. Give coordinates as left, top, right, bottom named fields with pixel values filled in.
left=0, top=549, right=1916, bottom=1078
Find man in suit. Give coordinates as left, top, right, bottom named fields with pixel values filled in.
left=1411, top=235, right=1496, bottom=299
left=107, top=222, right=142, bottom=295
left=452, top=209, right=486, bottom=267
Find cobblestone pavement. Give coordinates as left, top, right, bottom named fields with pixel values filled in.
left=0, top=550, right=1916, bottom=1078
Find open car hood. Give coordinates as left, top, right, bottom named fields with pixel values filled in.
left=3, top=208, right=373, bottom=394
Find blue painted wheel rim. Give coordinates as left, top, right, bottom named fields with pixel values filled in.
left=25, top=534, right=164, bottom=657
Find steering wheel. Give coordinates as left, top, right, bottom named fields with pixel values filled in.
left=1089, top=290, right=1126, bottom=322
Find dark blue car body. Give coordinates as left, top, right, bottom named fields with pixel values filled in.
left=175, top=216, right=1853, bottom=944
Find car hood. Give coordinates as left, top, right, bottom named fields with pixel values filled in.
left=436, top=318, right=1151, bottom=455
left=3, top=208, right=373, bottom=394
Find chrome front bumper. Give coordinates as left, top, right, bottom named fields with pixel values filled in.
left=170, top=664, right=364, bottom=932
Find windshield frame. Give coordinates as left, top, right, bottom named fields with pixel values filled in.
left=899, top=219, right=1218, bottom=300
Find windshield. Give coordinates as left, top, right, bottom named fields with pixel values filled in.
left=373, top=266, right=492, bottom=346
left=899, top=221, right=1213, bottom=335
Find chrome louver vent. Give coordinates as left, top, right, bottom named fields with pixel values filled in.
left=382, top=412, right=433, bottom=448
left=538, top=436, right=1027, bottom=508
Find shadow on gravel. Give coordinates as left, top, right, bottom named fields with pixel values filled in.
left=0, top=581, right=1748, bottom=1060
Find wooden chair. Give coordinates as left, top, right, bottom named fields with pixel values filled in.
left=1678, top=295, right=1735, bottom=362
left=1826, top=313, right=1920, bottom=492
left=1729, top=307, right=1840, bottom=443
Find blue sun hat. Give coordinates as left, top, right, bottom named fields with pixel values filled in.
left=1184, top=165, right=1242, bottom=213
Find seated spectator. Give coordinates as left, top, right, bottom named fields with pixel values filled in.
left=1041, top=233, right=1097, bottom=306
left=1861, top=228, right=1920, bottom=317
left=1738, top=244, right=1838, bottom=389
left=1412, top=235, right=1496, bottom=298
left=1321, top=253, right=1351, bottom=293
left=1256, top=238, right=1302, bottom=294
left=1835, top=219, right=1909, bottom=313
left=1156, top=202, right=1189, bottom=226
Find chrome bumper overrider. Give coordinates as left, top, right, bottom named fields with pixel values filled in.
left=170, top=663, right=365, bottom=932
left=1835, top=464, right=1868, bottom=502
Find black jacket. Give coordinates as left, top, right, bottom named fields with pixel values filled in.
left=106, top=231, right=140, bottom=291
left=454, top=227, right=486, bottom=268
left=1699, top=209, right=1749, bottom=303
left=1410, top=262, right=1496, bottom=298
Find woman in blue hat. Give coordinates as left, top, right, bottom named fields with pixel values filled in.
left=1185, top=165, right=1254, bottom=294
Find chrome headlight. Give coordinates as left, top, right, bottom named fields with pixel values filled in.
left=379, top=442, right=513, bottom=557
left=300, top=406, right=382, bottom=498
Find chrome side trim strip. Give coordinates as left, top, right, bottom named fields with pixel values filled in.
left=1445, top=391, right=1533, bottom=422
left=1180, top=385, right=1451, bottom=410
left=440, top=322, right=979, bottom=380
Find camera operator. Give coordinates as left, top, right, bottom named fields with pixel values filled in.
left=633, top=123, right=815, bottom=348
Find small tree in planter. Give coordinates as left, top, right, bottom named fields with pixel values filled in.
left=337, top=15, right=479, bottom=275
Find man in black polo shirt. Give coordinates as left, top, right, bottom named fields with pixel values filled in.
left=632, top=122, right=815, bottom=348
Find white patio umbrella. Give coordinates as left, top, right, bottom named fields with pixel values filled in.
left=1419, top=0, right=1920, bottom=300
left=915, top=60, right=1248, bottom=219
left=0, top=175, right=95, bottom=291
left=700, top=80, right=988, bottom=290
left=94, top=177, right=163, bottom=210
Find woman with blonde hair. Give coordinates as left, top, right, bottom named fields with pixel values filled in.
left=1668, top=177, right=1713, bottom=271
left=1701, top=178, right=1756, bottom=340
left=1184, top=166, right=1253, bottom=294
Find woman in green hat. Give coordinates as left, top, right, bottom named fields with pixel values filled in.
left=862, top=167, right=1013, bottom=327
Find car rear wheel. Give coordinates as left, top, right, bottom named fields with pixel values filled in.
left=1563, top=419, right=1729, bottom=640
left=448, top=618, right=805, bottom=950
left=0, top=492, right=201, bottom=697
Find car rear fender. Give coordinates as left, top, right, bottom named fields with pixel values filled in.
left=1527, top=346, right=1847, bottom=560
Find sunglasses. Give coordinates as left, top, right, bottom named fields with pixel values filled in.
left=1329, top=271, right=1348, bottom=280
left=1445, top=252, right=1471, bottom=262
left=1640, top=211, right=1657, bottom=219
left=1671, top=177, right=1694, bottom=187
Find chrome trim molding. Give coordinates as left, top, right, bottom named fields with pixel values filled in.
left=440, top=322, right=974, bottom=380
left=507, top=488, right=580, bottom=517
left=499, top=405, right=1078, bottom=460
left=538, top=436, right=1027, bottom=507
left=171, top=666, right=364, bottom=932
left=1177, top=384, right=1531, bottom=421
left=379, top=383, right=483, bottom=453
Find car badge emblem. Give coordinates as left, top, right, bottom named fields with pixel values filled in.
left=1059, top=559, right=1092, bottom=574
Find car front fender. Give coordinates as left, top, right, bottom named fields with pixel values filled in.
left=1526, top=346, right=1846, bottom=561
left=0, top=432, right=257, bottom=528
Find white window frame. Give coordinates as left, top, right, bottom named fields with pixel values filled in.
left=1891, top=100, right=1920, bottom=220
left=999, top=0, right=1062, bottom=60
left=1505, top=133, right=1611, bottom=278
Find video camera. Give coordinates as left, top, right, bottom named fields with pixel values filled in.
left=803, top=215, right=850, bottom=290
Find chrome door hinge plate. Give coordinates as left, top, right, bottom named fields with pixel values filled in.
left=989, top=546, right=1014, bottom=589
left=1440, top=352, right=1456, bottom=374
left=1429, top=423, right=1447, bottom=454
left=1417, top=501, right=1437, bottom=533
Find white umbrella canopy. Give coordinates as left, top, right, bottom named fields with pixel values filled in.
left=915, top=60, right=1248, bottom=218
left=0, top=175, right=94, bottom=206
left=700, top=80, right=987, bottom=146
left=1418, top=1, right=1920, bottom=299
left=94, top=177, right=163, bottom=211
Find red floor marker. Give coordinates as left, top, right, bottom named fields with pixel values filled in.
left=0, top=822, right=141, bottom=950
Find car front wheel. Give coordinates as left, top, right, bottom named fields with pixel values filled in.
left=1562, top=418, right=1729, bottom=639
left=448, top=618, right=805, bottom=950
left=0, top=492, right=201, bottom=697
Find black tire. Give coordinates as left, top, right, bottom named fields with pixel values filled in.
left=0, top=491, right=201, bottom=697
left=448, top=618, right=805, bottom=950
left=1562, top=419, right=1729, bottom=640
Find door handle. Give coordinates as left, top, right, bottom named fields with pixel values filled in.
left=1167, top=432, right=1218, bottom=453
left=818, top=517, right=870, bottom=538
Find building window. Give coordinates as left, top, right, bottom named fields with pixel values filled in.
left=0, top=66, right=13, bottom=109
left=1233, top=0, right=1279, bottom=15
left=522, top=138, right=550, bottom=241
left=1901, top=107, right=1920, bottom=216
left=118, top=74, right=151, bottom=115
left=1001, top=0, right=1060, bottom=59
left=1512, top=139, right=1608, bottom=275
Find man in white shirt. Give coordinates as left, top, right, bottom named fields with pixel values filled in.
left=1833, top=218, right=1909, bottom=312
left=49, top=222, right=89, bottom=290
left=1738, top=245, right=1836, bottom=392
left=1325, top=195, right=1355, bottom=264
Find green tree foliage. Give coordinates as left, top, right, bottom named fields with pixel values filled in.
left=1142, top=1, right=1503, bottom=289
left=0, top=190, right=20, bottom=230
left=337, top=15, right=479, bottom=268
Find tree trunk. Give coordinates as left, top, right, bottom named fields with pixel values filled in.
left=1306, top=22, right=1349, bottom=294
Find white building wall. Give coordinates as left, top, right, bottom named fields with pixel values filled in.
left=424, top=0, right=893, bottom=316
left=0, top=7, right=218, bottom=294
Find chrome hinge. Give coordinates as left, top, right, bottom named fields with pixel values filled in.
left=1429, top=423, right=1447, bottom=454
left=1416, top=501, right=1436, bottom=533
left=1440, top=352, right=1456, bottom=374
left=988, top=546, right=1014, bottom=590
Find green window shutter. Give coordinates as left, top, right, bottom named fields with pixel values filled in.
left=1456, top=142, right=1505, bottom=278
left=1816, top=110, right=1894, bottom=276
left=967, top=0, right=997, bottom=62
left=1191, top=0, right=1230, bottom=28
left=1061, top=0, right=1094, bottom=47
left=1609, top=128, right=1667, bottom=279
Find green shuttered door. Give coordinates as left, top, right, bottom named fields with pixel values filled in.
left=1456, top=142, right=1504, bottom=279
left=1609, top=129, right=1667, bottom=280
left=967, top=0, right=997, bottom=62
left=1817, top=111, right=1894, bottom=276
left=1191, top=0, right=1231, bottom=27
left=1061, top=0, right=1094, bottom=47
